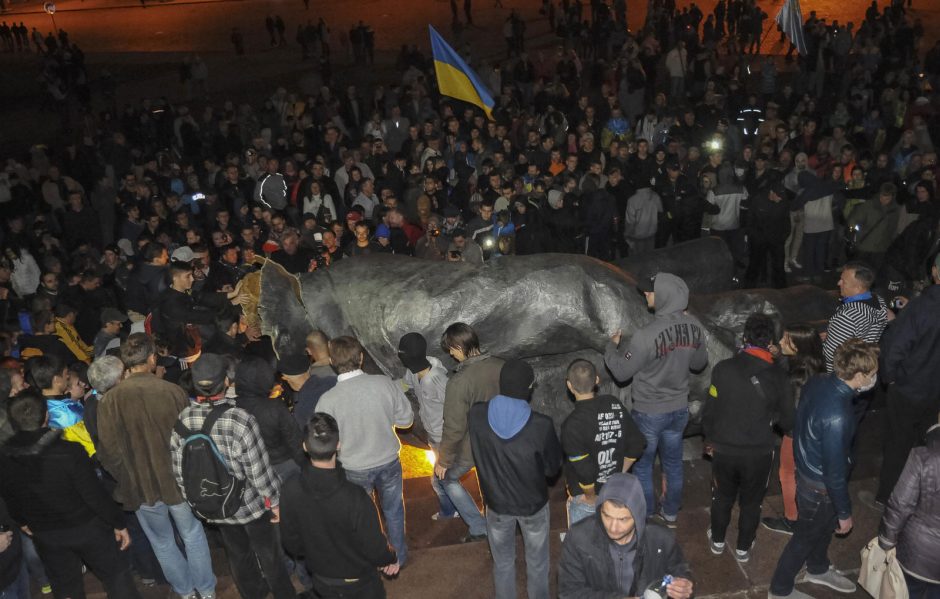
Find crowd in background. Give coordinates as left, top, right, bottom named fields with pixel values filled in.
left=1, top=0, right=940, bottom=597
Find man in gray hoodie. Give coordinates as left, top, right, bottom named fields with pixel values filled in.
left=624, top=186, right=663, bottom=254
left=558, top=472, right=694, bottom=599
left=605, top=273, right=709, bottom=525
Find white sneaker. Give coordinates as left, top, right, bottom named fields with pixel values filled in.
left=707, top=528, right=725, bottom=555
left=790, top=259, right=803, bottom=269
left=804, top=567, right=857, bottom=593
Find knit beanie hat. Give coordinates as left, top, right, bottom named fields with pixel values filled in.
left=499, top=359, right=534, bottom=400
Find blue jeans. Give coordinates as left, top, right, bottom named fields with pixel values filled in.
left=802, top=230, right=830, bottom=276
left=427, top=443, right=456, bottom=518
left=769, top=482, right=837, bottom=595
left=632, top=408, right=689, bottom=518
left=566, top=496, right=596, bottom=527
left=0, top=559, right=28, bottom=599
left=346, top=458, right=408, bottom=566
left=20, top=534, right=48, bottom=588
left=486, top=503, right=550, bottom=599
left=431, top=461, right=487, bottom=536
left=135, top=501, right=216, bottom=596
left=905, top=571, right=940, bottom=599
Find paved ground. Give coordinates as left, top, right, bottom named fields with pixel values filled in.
left=1, top=0, right=937, bottom=55
left=1, top=0, right=938, bottom=153
left=56, top=404, right=887, bottom=599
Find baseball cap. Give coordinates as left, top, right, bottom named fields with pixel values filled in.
left=398, top=333, right=431, bottom=374
left=171, top=246, right=195, bottom=263
left=375, top=224, right=391, bottom=240
left=116, top=238, right=135, bottom=257
left=666, top=159, right=681, bottom=171
left=100, top=307, right=128, bottom=325
left=346, top=211, right=363, bottom=223
left=191, top=353, right=228, bottom=396
left=278, top=354, right=310, bottom=377
left=636, top=272, right=657, bottom=293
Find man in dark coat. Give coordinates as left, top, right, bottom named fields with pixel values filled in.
left=873, top=255, right=940, bottom=506
left=234, top=356, right=305, bottom=482
left=468, top=359, right=562, bottom=599
left=558, top=472, right=694, bottom=598
left=0, top=391, right=140, bottom=599
left=123, top=242, right=169, bottom=319
left=655, top=160, right=716, bottom=247
left=279, top=413, right=398, bottom=599
left=743, top=182, right=791, bottom=288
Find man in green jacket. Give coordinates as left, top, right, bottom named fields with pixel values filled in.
left=433, top=322, right=503, bottom=543
left=847, top=182, right=900, bottom=271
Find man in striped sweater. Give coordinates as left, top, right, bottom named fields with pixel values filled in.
left=822, top=261, right=889, bottom=372
left=822, top=261, right=890, bottom=436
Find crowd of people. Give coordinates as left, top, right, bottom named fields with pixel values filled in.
left=1, top=0, right=940, bottom=597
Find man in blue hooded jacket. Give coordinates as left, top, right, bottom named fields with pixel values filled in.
left=558, top=472, right=694, bottom=599
left=468, top=359, right=562, bottom=599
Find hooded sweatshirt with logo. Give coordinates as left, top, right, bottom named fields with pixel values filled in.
left=604, top=273, right=709, bottom=414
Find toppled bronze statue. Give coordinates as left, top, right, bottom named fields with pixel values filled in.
left=241, top=239, right=836, bottom=428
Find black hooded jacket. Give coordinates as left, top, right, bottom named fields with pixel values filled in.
left=0, top=429, right=125, bottom=532
left=0, top=499, right=22, bottom=591
left=279, top=463, right=397, bottom=579
left=124, top=262, right=167, bottom=315
left=558, top=474, right=691, bottom=599
left=234, top=356, right=304, bottom=467
left=884, top=207, right=938, bottom=282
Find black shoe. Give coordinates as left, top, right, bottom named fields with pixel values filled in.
left=461, top=532, right=487, bottom=543
left=650, top=510, right=678, bottom=529
left=761, top=516, right=795, bottom=535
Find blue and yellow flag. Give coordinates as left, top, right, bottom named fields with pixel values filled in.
left=429, top=25, right=495, bottom=120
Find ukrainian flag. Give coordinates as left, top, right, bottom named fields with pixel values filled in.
left=429, top=25, right=495, bottom=120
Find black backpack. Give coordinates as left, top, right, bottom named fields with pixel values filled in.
left=173, top=405, right=245, bottom=520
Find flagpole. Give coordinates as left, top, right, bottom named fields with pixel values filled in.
left=756, top=11, right=776, bottom=55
